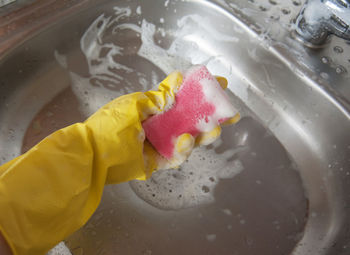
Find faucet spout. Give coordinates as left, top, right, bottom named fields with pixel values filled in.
left=293, top=0, right=350, bottom=48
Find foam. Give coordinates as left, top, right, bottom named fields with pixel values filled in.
left=47, top=242, right=71, bottom=255
left=136, top=6, right=141, bottom=15
left=130, top=143, right=244, bottom=210
left=53, top=7, right=243, bottom=118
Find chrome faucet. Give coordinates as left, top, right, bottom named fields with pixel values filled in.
left=293, top=0, right=350, bottom=48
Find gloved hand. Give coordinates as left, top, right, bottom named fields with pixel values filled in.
left=0, top=71, right=239, bottom=255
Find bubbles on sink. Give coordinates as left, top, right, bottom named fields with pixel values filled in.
left=335, top=65, right=347, bottom=75
left=333, top=46, right=344, bottom=54
left=292, top=0, right=301, bottom=6
left=320, top=55, right=348, bottom=75
left=206, top=234, right=217, bottom=242
left=321, top=56, right=330, bottom=64
left=221, top=208, right=232, bottom=216
left=54, top=6, right=243, bottom=116
left=269, top=13, right=280, bottom=21
left=54, top=50, right=68, bottom=69
left=259, top=5, right=268, bottom=11
left=47, top=242, right=72, bottom=255
left=268, top=0, right=279, bottom=6
left=281, top=7, right=291, bottom=15
left=320, top=72, right=330, bottom=80
left=130, top=140, right=244, bottom=210
left=136, top=6, right=141, bottom=15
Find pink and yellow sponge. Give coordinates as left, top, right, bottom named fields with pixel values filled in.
left=143, top=65, right=240, bottom=163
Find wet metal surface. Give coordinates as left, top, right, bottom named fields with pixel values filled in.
left=0, top=0, right=350, bottom=254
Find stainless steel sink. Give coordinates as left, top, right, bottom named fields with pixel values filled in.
left=0, top=0, right=349, bottom=255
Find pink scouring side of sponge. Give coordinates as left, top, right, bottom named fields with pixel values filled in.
left=142, top=65, right=237, bottom=159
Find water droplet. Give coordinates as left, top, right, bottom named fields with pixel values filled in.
left=333, top=46, right=343, bottom=53
left=335, top=65, right=347, bottom=75
left=321, top=56, right=330, bottom=64
left=320, top=72, right=329, bottom=79
left=202, top=185, right=210, bottom=193
left=255, top=180, right=262, bottom=184
left=292, top=0, right=301, bottom=5
left=268, top=0, right=278, bottom=5
left=142, top=250, right=153, bottom=255
left=259, top=5, right=268, bottom=11
left=281, top=7, right=291, bottom=15
left=206, top=234, right=216, bottom=242
left=222, top=209, right=232, bottom=216
left=240, top=219, right=246, bottom=224
left=245, top=236, right=253, bottom=246
left=270, top=13, right=280, bottom=20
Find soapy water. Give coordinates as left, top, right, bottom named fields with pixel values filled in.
left=61, top=6, right=244, bottom=211
left=55, top=6, right=240, bottom=116
left=51, top=4, right=244, bottom=253
left=130, top=140, right=244, bottom=210
left=47, top=242, right=72, bottom=255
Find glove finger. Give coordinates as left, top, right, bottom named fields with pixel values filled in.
left=220, top=113, right=241, bottom=126
left=144, top=71, right=183, bottom=115
left=143, top=133, right=196, bottom=172
left=175, top=133, right=195, bottom=155
left=164, top=133, right=195, bottom=169
left=142, top=140, right=161, bottom=178
left=215, top=76, right=228, bottom=90
left=195, top=125, right=221, bottom=146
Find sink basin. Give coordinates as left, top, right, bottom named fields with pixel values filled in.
left=0, top=0, right=349, bottom=254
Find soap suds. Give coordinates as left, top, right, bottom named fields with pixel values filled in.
left=47, top=242, right=71, bottom=255
left=196, top=77, right=238, bottom=132
left=136, top=6, right=141, bottom=15
left=54, top=4, right=244, bottom=213
left=54, top=8, right=241, bottom=117
left=206, top=234, right=217, bottom=242
left=130, top=143, right=244, bottom=210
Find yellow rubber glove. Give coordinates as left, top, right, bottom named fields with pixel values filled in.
left=0, top=71, right=239, bottom=255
